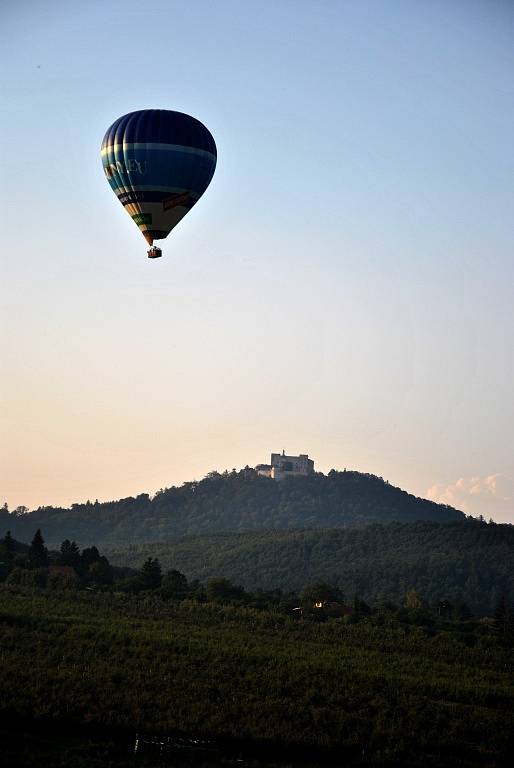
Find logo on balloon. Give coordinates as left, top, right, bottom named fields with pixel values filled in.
left=132, top=213, right=152, bottom=226
left=162, top=192, right=195, bottom=211
left=103, top=159, right=148, bottom=178
left=125, top=159, right=148, bottom=175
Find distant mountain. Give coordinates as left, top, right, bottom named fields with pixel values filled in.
left=104, top=519, right=514, bottom=615
left=1, top=469, right=464, bottom=548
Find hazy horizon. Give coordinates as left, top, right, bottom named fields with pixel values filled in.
left=2, top=0, right=513, bottom=523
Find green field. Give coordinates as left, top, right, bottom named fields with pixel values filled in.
left=1, top=587, right=513, bottom=766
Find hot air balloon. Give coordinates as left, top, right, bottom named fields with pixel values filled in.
left=101, top=109, right=217, bottom=258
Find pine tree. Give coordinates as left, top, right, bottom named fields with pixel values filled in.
left=353, top=596, right=371, bottom=622
left=494, top=595, right=514, bottom=646
left=59, top=539, right=81, bottom=568
left=140, top=557, right=162, bottom=590
left=3, top=530, right=14, bottom=555
left=28, top=529, right=48, bottom=569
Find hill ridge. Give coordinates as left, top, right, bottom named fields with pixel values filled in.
left=1, top=468, right=463, bottom=548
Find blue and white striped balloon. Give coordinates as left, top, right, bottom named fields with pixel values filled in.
left=101, top=110, right=217, bottom=250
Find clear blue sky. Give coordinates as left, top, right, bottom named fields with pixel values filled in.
left=2, top=0, right=513, bottom=521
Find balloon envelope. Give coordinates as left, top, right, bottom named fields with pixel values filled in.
left=101, top=109, right=217, bottom=246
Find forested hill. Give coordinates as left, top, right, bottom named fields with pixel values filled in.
left=104, top=519, right=514, bottom=615
left=1, top=469, right=463, bottom=548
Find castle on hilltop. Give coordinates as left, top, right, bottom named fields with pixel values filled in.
left=256, top=451, right=314, bottom=481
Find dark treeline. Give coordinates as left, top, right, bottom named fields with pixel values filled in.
left=104, top=518, right=514, bottom=616
left=3, top=516, right=514, bottom=615
left=2, top=529, right=514, bottom=639
left=0, top=529, right=116, bottom=589
left=0, top=469, right=463, bottom=548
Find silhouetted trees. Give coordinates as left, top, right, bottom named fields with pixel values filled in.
left=140, top=557, right=162, bottom=590
left=161, top=569, right=189, bottom=599
left=103, top=519, right=514, bottom=615
left=206, top=577, right=246, bottom=603
left=59, top=539, right=81, bottom=569
left=28, top=529, right=48, bottom=569
left=0, top=533, right=116, bottom=590
left=494, top=595, right=514, bottom=646
left=3, top=530, right=14, bottom=554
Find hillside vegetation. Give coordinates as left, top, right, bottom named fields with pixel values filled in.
left=1, top=469, right=463, bottom=548
left=1, top=588, right=513, bottom=767
left=105, top=519, right=514, bottom=615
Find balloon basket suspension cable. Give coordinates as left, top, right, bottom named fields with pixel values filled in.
left=145, top=233, right=162, bottom=259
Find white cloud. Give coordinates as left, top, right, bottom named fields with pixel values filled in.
left=427, top=474, right=513, bottom=522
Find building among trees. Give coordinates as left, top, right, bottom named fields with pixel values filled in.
left=256, top=451, right=314, bottom=481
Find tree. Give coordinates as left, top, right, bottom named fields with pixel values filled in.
left=0, top=531, right=15, bottom=580
left=206, top=577, right=246, bottom=604
left=494, top=595, right=514, bottom=646
left=59, top=539, right=81, bottom=569
left=28, top=529, right=48, bottom=569
left=3, top=530, right=14, bottom=555
left=88, top=559, right=113, bottom=586
left=405, top=589, right=424, bottom=611
left=352, top=597, right=371, bottom=622
left=47, top=568, right=80, bottom=591
left=81, top=546, right=101, bottom=568
left=0, top=530, right=15, bottom=581
left=140, top=557, right=162, bottom=590
left=161, top=569, right=189, bottom=599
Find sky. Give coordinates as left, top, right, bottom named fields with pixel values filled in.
left=1, top=0, right=513, bottom=522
